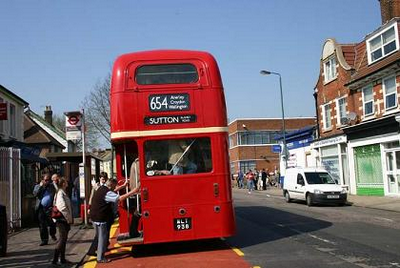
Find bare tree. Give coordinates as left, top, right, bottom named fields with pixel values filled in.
left=82, top=74, right=111, bottom=149
left=52, top=113, right=65, bottom=132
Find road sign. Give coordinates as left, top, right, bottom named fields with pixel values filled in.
left=65, top=111, right=82, bottom=140
left=65, top=114, right=82, bottom=128
left=272, top=145, right=281, bottom=153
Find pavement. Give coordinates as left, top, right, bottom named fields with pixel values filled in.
left=1, top=190, right=399, bottom=268
left=0, top=218, right=94, bottom=268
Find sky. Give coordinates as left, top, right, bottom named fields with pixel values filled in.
left=0, top=0, right=382, bottom=123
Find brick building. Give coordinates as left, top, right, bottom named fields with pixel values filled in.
left=314, top=0, right=400, bottom=196
left=228, top=117, right=315, bottom=176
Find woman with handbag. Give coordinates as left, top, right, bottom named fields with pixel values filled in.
left=52, top=177, right=73, bottom=265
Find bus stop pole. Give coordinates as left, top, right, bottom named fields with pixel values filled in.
left=81, top=109, right=88, bottom=226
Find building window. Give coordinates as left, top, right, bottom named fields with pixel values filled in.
left=367, top=24, right=399, bottom=64
left=239, top=161, right=256, bottom=173
left=362, top=85, right=374, bottom=116
left=9, top=103, right=16, bottom=137
left=237, top=131, right=279, bottom=145
left=336, top=97, right=347, bottom=125
left=322, top=103, right=331, bottom=130
left=0, top=98, right=3, bottom=135
left=383, top=76, right=397, bottom=110
left=229, top=135, right=235, bottom=148
left=324, top=56, right=337, bottom=83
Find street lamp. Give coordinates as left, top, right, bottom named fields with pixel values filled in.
left=260, top=70, right=288, bottom=169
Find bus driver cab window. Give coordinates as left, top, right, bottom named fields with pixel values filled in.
left=144, top=138, right=212, bottom=176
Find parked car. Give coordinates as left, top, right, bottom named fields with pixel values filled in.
left=282, top=167, right=347, bottom=206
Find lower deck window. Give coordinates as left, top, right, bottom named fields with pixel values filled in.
left=144, top=137, right=212, bottom=176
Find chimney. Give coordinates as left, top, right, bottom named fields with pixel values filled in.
left=44, top=106, right=53, bottom=125
left=380, top=0, right=400, bottom=24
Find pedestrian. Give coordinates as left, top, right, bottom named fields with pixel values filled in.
left=128, top=158, right=141, bottom=239
left=99, top=171, right=108, bottom=186
left=52, top=177, right=73, bottom=265
left=90, top=178, right=138, bottom=263
left=33, top=173, right=57, bottom=246
left=257, top=170, right=263, bottom=190
left=87, top=172, right=126, bottom=256
left=51, top=173, right=61, bottom=191
left=253, top=170, right=258, bottom=190
left=246, top=169, right=255, bottom=194
left=262, top=169, right=267, bottom=190
left=237, top=170, right=244, bottom=189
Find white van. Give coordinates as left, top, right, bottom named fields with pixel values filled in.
left=282, top=167, right=347, bottom=206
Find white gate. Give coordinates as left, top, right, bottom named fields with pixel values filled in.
left=0, top=147, right=21, bottom=230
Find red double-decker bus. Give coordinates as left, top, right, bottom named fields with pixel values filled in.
left=110, top=50, right=235, bottom=245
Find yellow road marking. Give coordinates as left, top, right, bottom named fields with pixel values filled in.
left=83, top=256, right=97, bottom=268
left=110, top=224, right=119, bottom=238
left=232, top=247, right=245, bottom=257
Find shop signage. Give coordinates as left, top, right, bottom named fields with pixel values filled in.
left=311, top=135, right=346, bottom=148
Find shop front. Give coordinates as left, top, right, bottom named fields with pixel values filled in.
left=344, top=114, right=400, bottom=197
left=311, top=135, right=350, bottom=188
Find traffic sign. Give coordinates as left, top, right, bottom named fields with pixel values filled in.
left=272, top=145, right=282, bottom=153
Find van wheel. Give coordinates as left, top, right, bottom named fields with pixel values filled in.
left=284, top=191, right=291, bottom=203
left=306, top=194, right=313, bottom=207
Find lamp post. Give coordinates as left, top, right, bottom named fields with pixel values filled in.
left=260, top=70, right=288, bottom=169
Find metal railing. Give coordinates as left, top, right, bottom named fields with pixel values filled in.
left=0, top=147, right=21, bottom=231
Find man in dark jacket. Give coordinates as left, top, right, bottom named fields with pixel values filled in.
left=90, top=178, right=138, bottom=263
left=33, top=173, right=57, bottom=246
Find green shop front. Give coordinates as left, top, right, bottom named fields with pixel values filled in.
left=344, top=115, right=400, bottom=197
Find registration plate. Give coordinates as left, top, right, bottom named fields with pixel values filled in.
left=327, top=195, right=339, bottom=199
left=174, top=217, right=192, bottom=231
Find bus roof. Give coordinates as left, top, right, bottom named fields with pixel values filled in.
left=111, top=50, right=222, bottom=93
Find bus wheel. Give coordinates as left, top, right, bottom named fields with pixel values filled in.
left=306, top=194, right=313, bottom=207
left=284, top=191, right=291, bottom=203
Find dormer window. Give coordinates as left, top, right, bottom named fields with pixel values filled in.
left=323, top=56, right=337, bottom=83
left=367, top=24, right=399, bottom=64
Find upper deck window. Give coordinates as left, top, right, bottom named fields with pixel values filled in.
left=136, top=64, right=199, bottom=85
